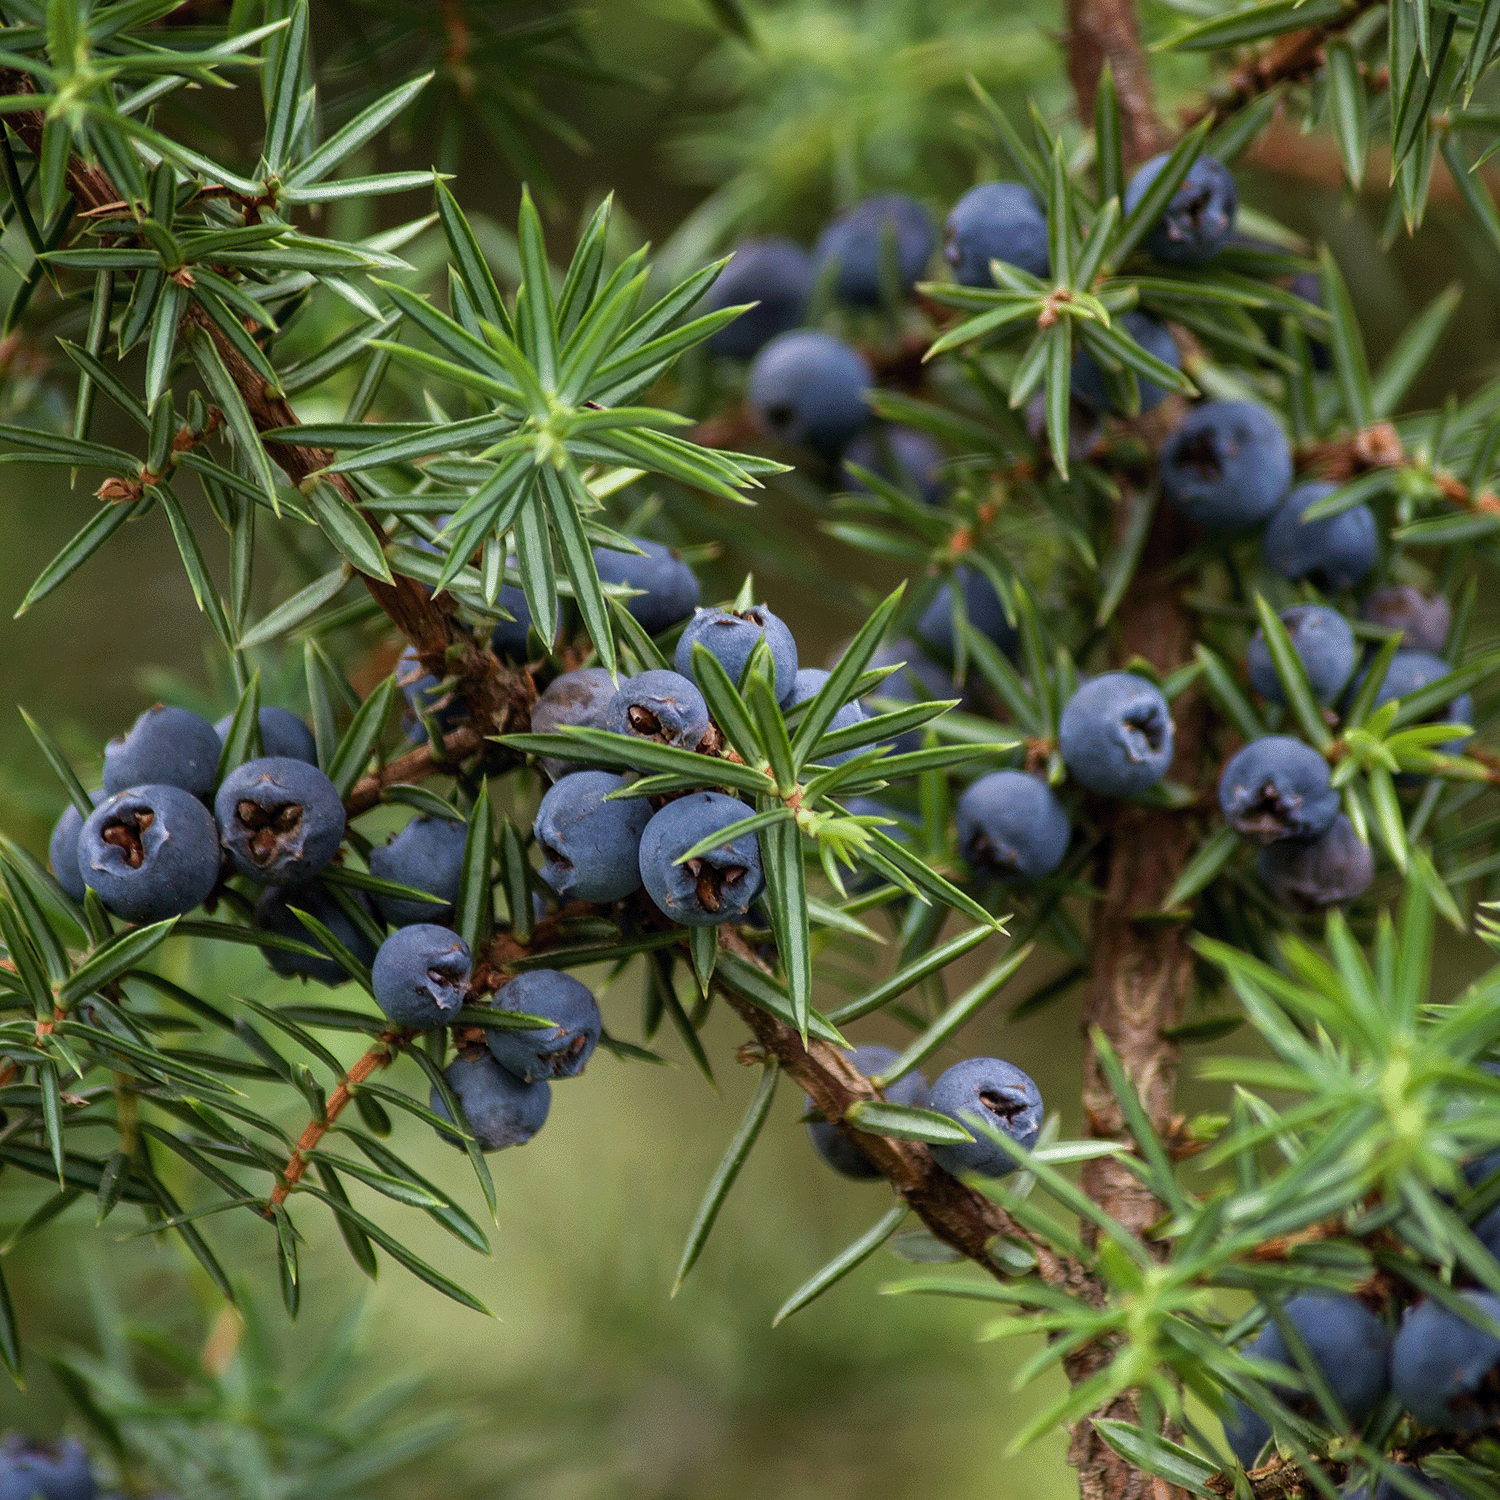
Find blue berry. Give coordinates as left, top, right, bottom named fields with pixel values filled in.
left=431, top=1053, right=550, bottom=1152
left=532, top=668, right=618, bottom=780
left=1343, top=1467, right=1463, bottom=1500
left=1073, top=311, right=1180, bottom=415
left=1391, top=1291, right=1500, bottom=1432
left=48, top=792, right=102, bottom=903
left=534, top=770, right=651, bottom=905
left=606, top=669, right=711, bottom=749
left=493, top=580, right=555, bottom=660
left=103, top=705, right=222, bottom=802
left=1361, top=586, right=1451, bottom=655
left=675, top=604, right=799, bottom=702
left=1124, top=153, right=1238, bottom=264
left=486, top=968, right=601, bottom=1082
left=784, top=669, right=867, bottom=766
left=927, top=1057, right=1043, bottom=1178
left=371, top=924, right=470, bottom=1028
left=213, top=706, right=316, bottom=765
left=957, top=771, right=1070, bottom=882
left=1355, top=649, right=1473, bottom=743
left=1247, top=604, right=1357, bottom=705
left=396, top=646, right=461, bottom=742
left=78, top=786, right=221, bottom=923
left=915, top=567, right=1017, bottom=662
left=1058, top=673, right=1174, bottom=797
left=1263, top=484, right=1378, bottom=592
left=1219, top=736, right=1339, bottom=845
left=814, top=193, right=935, bottom=306
left=944, top=181, right=1049, bottom=285
left=704, top=237, right=813, bottom=358
left=866, top=640, right=965, bottom=753
left=639, top=791, right=764, bottom=926
left=592, top=540, right=701, bottom=635
left=368, top=814, right=468, bottom=926
left=254, top=882, right=377, bottom=987
left=0, top=1439, right=95, bottom=1500
left=1257, top=814, right=1373, bottom=911
left=1160, top=401, right=1291, bottom=532
left=214, top=757, right=345, bottom=886
left=747, top=330, right=874, bottom=458
left=841, top=425, right=945, bottom=504
left=806, top=1045, right=929, bottom=1179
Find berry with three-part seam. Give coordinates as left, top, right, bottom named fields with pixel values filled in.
left=592, top=540, right=701, bottom=635
left=1159, top=400, right=1291, bottom=532
left=944, top=181, right=1049, bottom=285
left=1352, top=649, right=1473, bottom=746
left=747, top=330, right=874, bottom=459
left=1123, top=153, right=1238, bottom=264
left=1263, top=483, right=1378, bottom=592
left=675, top=604, right=799, bottom=702
left=49, top=791, right=103, bottom=903
left=214, top=757, right=345, bottom=885
left=1257, top=814, right=1374, bottom=912
left=534, top=770, right=651, bottom=905
left=78, top=786, right=221, bottom=923
left=371, top=924, right=470, bottom=1028
left=102, top=705, right=222, bottom=802
left=639, top=791, right=764, bottom=926
left=485, top=968, right=601, bottom=1082
left=1058, top=673, right=1175, bottom=797
left=841, top=425, right=945, bottom=504
left=605, top=670, right=711, bottom=750
left=1072, top=311, right=1180, bottom=415
left=806, top=1045, right=930, bottom=1179
left=431, top=1053, right=550, bottom=1152
left=915, top=566, right=1017, bottom=662
left=814, top=194, right=935, bottom=306
left=213, top=706, right=317, bottom=765
left=1391, top=1291, right=1500, bottom=1432
left=1247, top=604, right=1357, bottom=705
left=957, top=771, right=1070, bottom=883
left=532, top=668, right=618, bottom=781
left=1219, top=736, right=1340, bottom=845
left=703, top=237, right=813, bottom=358
left=784, top=669, right=867, bottom=766
left=0, top=1438, right=96, bottom=1500
left=368, top=814, right=468, bottom=926
left=254, top=882, right=377, bottom=987
left=1360, top=586, right=1452, bottom=655
left=927, top=1056, right=1043, bottom=1178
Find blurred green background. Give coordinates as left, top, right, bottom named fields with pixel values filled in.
left=2, top=0, right=1500, bottom=1495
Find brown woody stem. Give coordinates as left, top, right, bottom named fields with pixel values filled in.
left=1065, top=0, right=1163, bottom=164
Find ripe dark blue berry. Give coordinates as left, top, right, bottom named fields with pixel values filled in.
left=592, top=540, right=701, bottom=635
left=747, top=330, right=874, bottom=458
left=928, top=1057, right=1043, bottom=1178
left=214, top=757, right=344, bottom=885
left=1355, top=649, right=1473, bottom=744
left=1361, top=586, right=1451, bottom=655
left=78, top=786, right=221, bottom=923
left=1124, top=153, right=1238, bottom=264
left=1391, top=1291, right=1500, bottom=1432
left=371, top=924, right=470, bottom=1028
left=1247, top=604, right=1357, bottom=705
left=103, top=704, right=222, bottom=801
left=866, top=640, right=965, bottom=753
left=814, top=193, right=935, bottom=306
left=492, top=580, right=555, bottom=660
left=1263, top=483, right=1378, bottom=592
left=1343, top=1466, right=1464, bottom=1500
left=944, top=181, right=1049, bottom=285
left=368, top=814, right=467, bottom=926
left=841, top=424, right=945, bottom=504
left=532, top=668, right=618, bottom=780
left=431, top=1053, right=550, bottom=1151
left=915, top=567, right=1017, bottom=662
left=806, top=1045, right=929, bottom=1179
left=396, top=646, right=461, bottom=742
left=0, top=1438, right=95, bottom=1500
left=534, top=770, right=651, bottom=905
left=639, top=791, right=764, bottom=926
left=704, top=237, right=813, bottom=358
left=486, top=968, right=601, bottom=1082
left=254, top=882, right=377, bottom=987
left=1058, top=673, right=1174, bottom=797
left=1219, top=736, right=1339, bottom=845
left=784, top=669, right=867, bottom=766
left=213, top=706, right=317, bottom=765
left=957, top=771, right=1070, bottom=882
left=606, top=669, right=711, bottom=749
left=1160, top=401, right=1291, bottom=532
left=49, top=792, right=102, bottom=903
left=1257, top=814, right=1373, bottom=912
left=1072, top=312, right=1180, bottom=415
left=675, top=604, right=799, bottom=702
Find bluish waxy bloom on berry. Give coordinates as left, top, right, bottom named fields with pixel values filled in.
left=814, top=193, right=935, bottom=305
left=535, top=770, right=651, bottom=905
left=431, top=1054, right=550, bottom=1152
left=532, top=668, right=618, bottom=781
left=1360, top=586, right=1451, bottom=655
left=1058, top=674, right=1174, bottom=797
left=79, top=785, right=221, bottom=923
left=784, top=668, right=866, bottom=766
left=103, top=704, right=222, bottom=802
left=927, top=1057, right=1043, bottom=1178
left=215, top=757, right=345, bottom=885
left=703, top=237, right=813, bottom=358
left=369, top=814, right=468, bottom=926
left=1072, top=311, right=1180, bottom=415
left=1391, top=1292, right=1500, bottom=1433
left=485, top=968, right=601, bottom=1082
left=1342, top=1467, right=1464, bottom=1500
left=606, top=669, right=711, bottom=749
left=864, top=640, right=964, bottom=754
left=396, top=646, right=463, bottom=743
left=1247, top=604, right=1357, bottom=705
left=944, top=181, right=1049, bottom=285
left=0, top=1437, right=96, bottom=1500
left=49, top=791, right=103, bottom=903
left=592, top=539, right=701, bottom=635
left=675, top=604, right=799, bottom=703
left=492, top=580, right=556, bottom=660
left=372, top=924, right=470, bottom=1028
left=1159, top=400, right=1291, bottom=532
left=639, top=792, right=764, bottom=926
left=747, top=330, right=874, bottom=459
left=957, top=771, right=1070, bottom=882
left=1219, top=737, right=1340, bottom=845
left=915, top=567, right=1017, bottom=662
left=841, top=425, right=945, bottom=504
left=1263, top=483, right=1378, bottom=592
left=1124, top=153, right=1238, bottom=264
left=1353, top=649, right=1473, bottom=747
left=254, top=882, right=377, bottom=987
left=1257, top=814, right=1373, bottom=912
left=806, top=1045, right=929, bottom=1179
left=213, top=706, right=317, bottom=765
